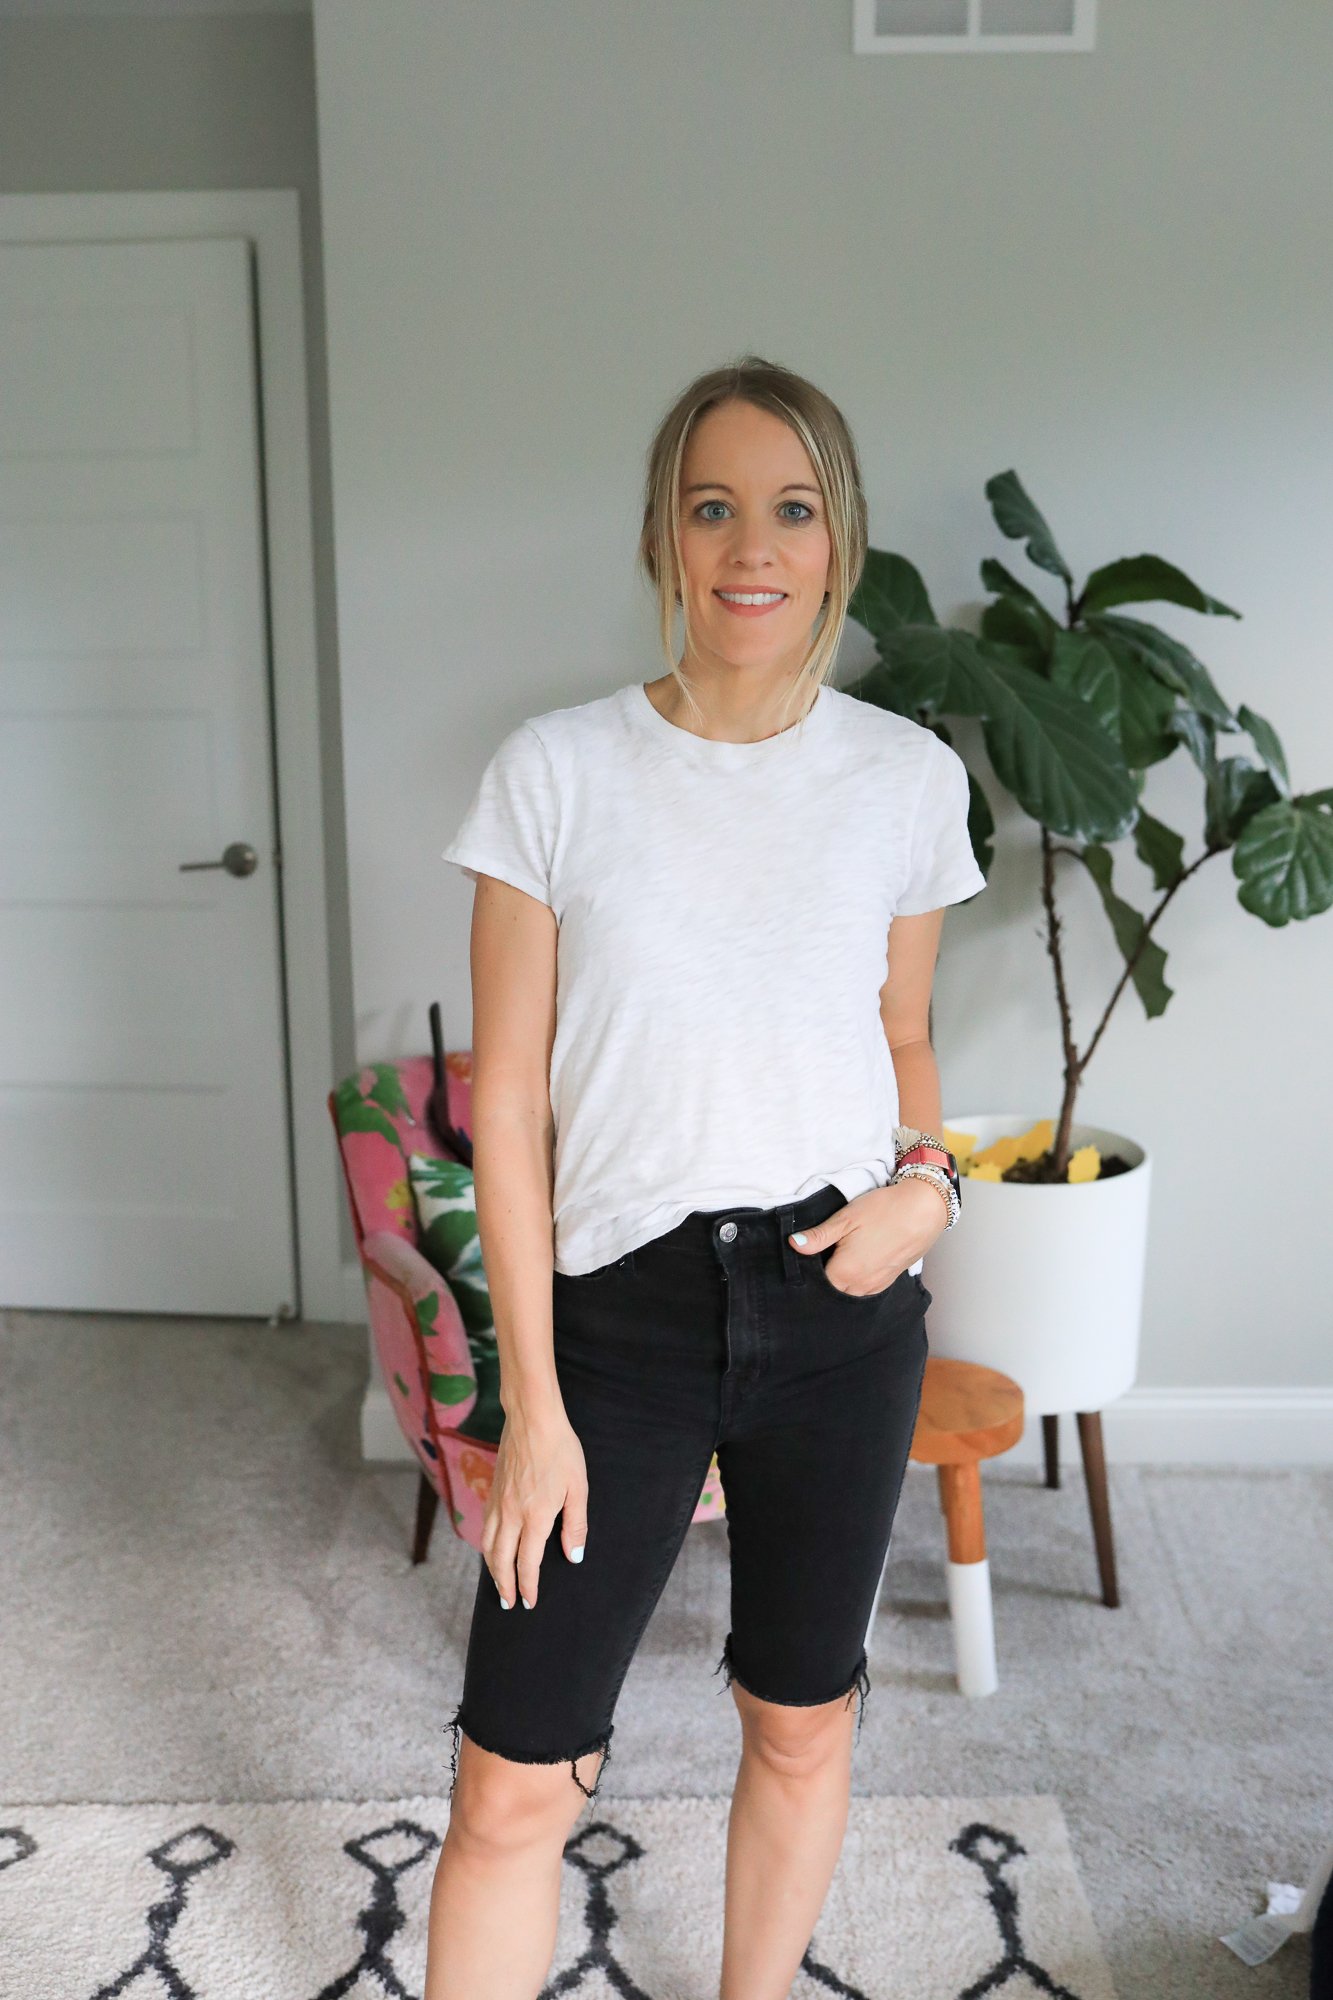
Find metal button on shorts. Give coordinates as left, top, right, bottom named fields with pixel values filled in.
left=718, top=1220, right=738, bottom=1242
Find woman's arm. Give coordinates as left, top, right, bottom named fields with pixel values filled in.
left=787, top=909, right=953, bottom=1292
left=469, top=873, right=561, bottom=1415
left=879, top=906, right=948, bottom=1140
left=469, top=873, right=589, bottom=1609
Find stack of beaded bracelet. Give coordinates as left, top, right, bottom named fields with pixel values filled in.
left=891, top=1124, right=961, bottom=1230
left=894, top=1162, right=960, bottom=1228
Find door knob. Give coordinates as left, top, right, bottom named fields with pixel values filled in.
left=179, top=841, right=259, bottom=878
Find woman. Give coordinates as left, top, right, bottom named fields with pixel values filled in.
left=427, top=357, right=985, bottom=1998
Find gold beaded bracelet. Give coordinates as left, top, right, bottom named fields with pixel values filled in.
left=892, top=1161, right=959, bottom=1229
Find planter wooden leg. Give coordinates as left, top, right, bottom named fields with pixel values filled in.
left=1075, top=1411, right=1120, bottom=1608
left=1042, top=1412, right=1060, bottom=1489
left=936, top=1462, right=998, bottom=1697
left=412, top=1469, right=439, bottom=1566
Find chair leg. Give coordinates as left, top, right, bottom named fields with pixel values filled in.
left=411, top=1469, right=440, bottom=1566
left=1042, top=1412, right=1060, bottom=1489
left=936, top=1462, right=998, bottom=1697
left=1075, top=1411, right=1120, bottom=1608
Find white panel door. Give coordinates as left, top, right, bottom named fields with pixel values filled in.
left=0, top=237, right=297, bottom=1317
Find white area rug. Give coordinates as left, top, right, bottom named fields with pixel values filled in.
left=0, top=1793, right=1114, bottom=1999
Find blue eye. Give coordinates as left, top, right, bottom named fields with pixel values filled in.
left=691, top=500, right=817, bottom=523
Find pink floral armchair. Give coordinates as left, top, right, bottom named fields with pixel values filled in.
left=327, top=1050, right=727, bottom=1563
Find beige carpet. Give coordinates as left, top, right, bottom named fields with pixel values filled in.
left=1, top=1311, right=1327, bottom=1998
left=0, top=1793, right=1114, bottom=1999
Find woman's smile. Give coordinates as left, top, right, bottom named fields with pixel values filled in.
left=713, top=588, right=788, bottom=618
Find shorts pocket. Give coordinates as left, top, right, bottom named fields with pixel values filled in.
left=810, top=1251, right=916, bottom=1306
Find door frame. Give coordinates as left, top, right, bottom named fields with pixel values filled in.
left=0, top=189, right=344, bottom=1322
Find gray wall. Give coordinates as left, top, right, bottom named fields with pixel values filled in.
left=5, top=6, right=1328, bottom=1396
left=0, top=9, right=357, bottom=1264
left=312, top=0, right=1333, bottom=1396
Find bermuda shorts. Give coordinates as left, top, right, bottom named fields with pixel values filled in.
left=444, top=1181, right=931, bottom=1803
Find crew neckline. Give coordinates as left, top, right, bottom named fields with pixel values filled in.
left=625, top=680, right=833, bottom=765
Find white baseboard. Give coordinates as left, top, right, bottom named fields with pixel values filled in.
left=358, top=1378, right=1333, bottom=1469
left=346, top=1264, right=1333, bottom=1468
left=1005, top=1386, right=1332, bottom=1466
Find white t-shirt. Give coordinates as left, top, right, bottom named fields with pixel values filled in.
left=442, top=680, right=986, bottom=1276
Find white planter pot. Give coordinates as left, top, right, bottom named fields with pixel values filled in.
left=921, top=1112, right=1152, bottom=1414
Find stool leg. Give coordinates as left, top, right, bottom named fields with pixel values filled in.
left=1076, top=1411, right=1120, bottom=1608
left=1042, top=1412, right=1060, bottom=1488
left=937, top=1462, right=998, bottom=1698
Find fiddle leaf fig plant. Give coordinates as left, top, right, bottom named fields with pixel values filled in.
left=847, top=471, right=1333, bottom=1183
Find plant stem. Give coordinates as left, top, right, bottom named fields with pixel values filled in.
left=1039, top=826, right=1083, bottom=1174
left=1042, top=838, right=1217, bottom=1176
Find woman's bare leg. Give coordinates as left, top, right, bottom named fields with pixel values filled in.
left=718, top=1682, right=857, bottom=2000
left=424, top=1734, right=605, bottom=1999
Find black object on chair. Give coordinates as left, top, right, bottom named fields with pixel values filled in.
left=425, top=1001, right=473, bottom=1166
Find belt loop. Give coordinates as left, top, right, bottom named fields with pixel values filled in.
left=777, top=1202, right=806, bottom=1285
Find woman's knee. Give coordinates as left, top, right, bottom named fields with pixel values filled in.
left=447, top=1732, right=607, bottom=1852
left=732, top=1683, right=855, bottom=1775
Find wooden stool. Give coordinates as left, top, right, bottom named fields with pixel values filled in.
left=908, top=1356, right=1024, bottom=1697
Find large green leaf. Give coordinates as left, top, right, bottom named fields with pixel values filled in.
left=954, top=643, right=1139, bottom=841
left=1204, top=756, right=1284, bottom=850
left=1082, top=622, right=1189, bottom=768
left=872, top=625, right=992, bottom=718
left=1232, top=791, right=1333, bottom=925
left=1164, top=706, right=1218, bottom=779
left=1050, top=631, right=1120, bottom=740
left=1132, top=809, right=1186, bottom=891
left=842, top=657, right=924, bottom=721
left=1078, top=555, right=1240, bottom=621
left=980, top=558, right=1060, bottom=663
left=847, top=549, right=936, bottom=643
left=984, top=471, right=1072, bottom=584
left=980, top=592, right=1054, bottom=664
left=1167, top=716, right=1284, bottom=854
left=1077, top=844, right=1174, bottom=1018
left=980, top=557, right=1055, bottom=622
left=1085, top=614, right=1236, bottom=728
left=1236, top=702, right=1291, bottom=799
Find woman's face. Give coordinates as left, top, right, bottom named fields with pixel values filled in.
left=675, top=398, right=833, bottom=677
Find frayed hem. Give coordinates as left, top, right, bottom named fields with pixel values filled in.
left=713, top=1632, right=872, bottom=1740
left=443, top=1705, right=614, bottom=1803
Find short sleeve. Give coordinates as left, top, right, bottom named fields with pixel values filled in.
left=441, top=721, right=557, bottom=907
left=895, top=739, right=987, bottom=915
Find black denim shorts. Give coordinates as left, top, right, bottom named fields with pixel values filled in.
left=444, top=1182, right=931, bottom=1803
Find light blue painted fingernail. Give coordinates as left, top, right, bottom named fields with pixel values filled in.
left=570, top=1545, right=585, bottom=1562
left=792, top=1232, right=808, bottom=1246
left=521, top=1596, right=533, bottom=1610
left=498, top=1595, right=511, bottom=1610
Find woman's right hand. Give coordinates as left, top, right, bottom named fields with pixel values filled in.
left=481, top=1400, right=589, bottom=1611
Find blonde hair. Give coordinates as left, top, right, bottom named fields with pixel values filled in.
left=638, top=354, right=868, bottom=735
